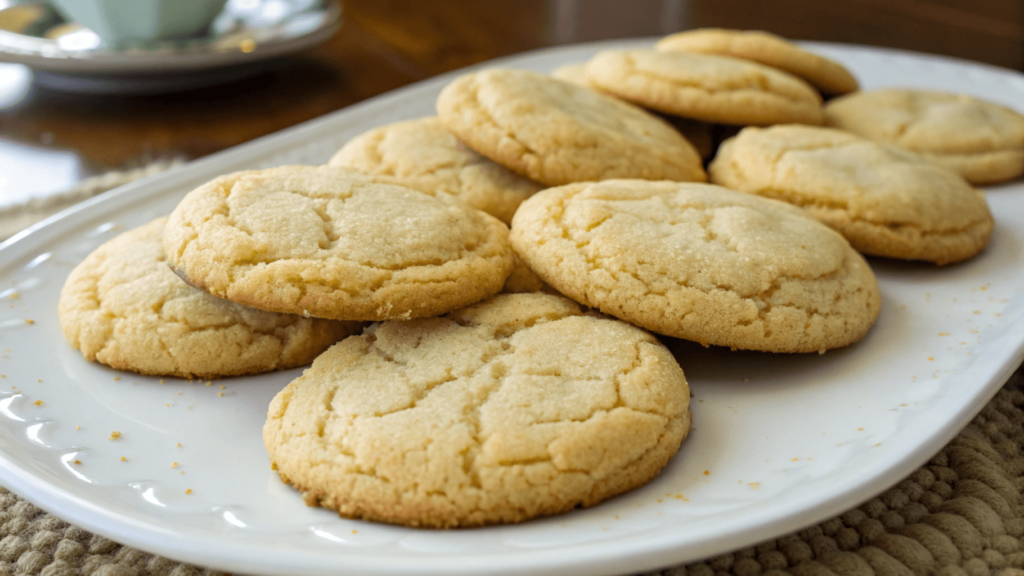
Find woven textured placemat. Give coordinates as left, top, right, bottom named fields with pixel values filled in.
left=2, top=164, right=1022, bottom=575
left=0, top=158, right=185, bottom=242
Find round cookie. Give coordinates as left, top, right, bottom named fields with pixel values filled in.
left=656, top=28, right=859, bottom=95
left=510, top=180, right=881, bottom=353
left=58, top=218, right=361, bottom=378
left=264, top=293, right=691, bottom=528
left=436, top=68, right=706, bottom=186
left=824, top=89, right=1024, bottom=185
left=163, top=166, right=514, bottom=321
left=708, top=125, right=995, bottom=265
left=585, top=49, right=824, bottom=126
left=328, top=117, right=542, bottom=224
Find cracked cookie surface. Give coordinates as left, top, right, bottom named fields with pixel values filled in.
left=824, top=89, right=1024, bottom=185
left=510, top=180, right=881, bottom=352
left=585, top=49, right=824, bottom=126
left=656, top=29, right=859, bottom=95
left=436, top=68, right=706, bottom=186
left=58, top=218, right=361, bottom=378
left=328, top=117, right=542, bottom=224
left=163, top=166, right=514, bottom=321
left=708, top=125, right=994, bottom=265
left=263, top=293, right=691, bottom=528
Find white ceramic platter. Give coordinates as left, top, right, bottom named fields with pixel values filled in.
left=0, top=40, right=1022, bottom=576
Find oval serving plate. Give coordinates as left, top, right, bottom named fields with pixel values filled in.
left=0, top=39, right=1022, bottom=576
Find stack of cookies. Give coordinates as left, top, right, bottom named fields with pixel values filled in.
left=57, top=27, right=1014, bottom=529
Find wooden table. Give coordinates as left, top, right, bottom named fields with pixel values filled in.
left=0, top=0, right=1020, bottom=199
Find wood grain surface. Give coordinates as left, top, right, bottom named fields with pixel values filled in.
left=0, top=0, right=1019, bottom=190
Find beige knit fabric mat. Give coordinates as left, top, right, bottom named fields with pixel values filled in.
left=0, top=158, right=185, bottom=242
left=2, top=164, right=1022, bottom=576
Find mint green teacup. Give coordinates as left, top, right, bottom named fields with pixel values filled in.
left=26, top=0, right=229, bottom=48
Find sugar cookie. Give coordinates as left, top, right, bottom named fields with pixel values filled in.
left=510, top=180, right=881, bottom=352
left=709, top=125, right=994, bottom=265
left=163, top=166, right=514, bottom=321
left=824, top=89, right=1024, bottom=185
left=328, top=117, right=542, bottom=224
left=585, top=49, right=823, bottom=126
left=59, top=218, right=361, bottom=378
left=437, top=68, right=706, bottom=186
left=264, top=293, right=691, bottom=527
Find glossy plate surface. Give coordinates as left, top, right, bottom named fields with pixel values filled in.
left=0, top=40, right=1022, bottom=576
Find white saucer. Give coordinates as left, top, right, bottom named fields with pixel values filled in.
left=0, top=0, right=341, bottom=93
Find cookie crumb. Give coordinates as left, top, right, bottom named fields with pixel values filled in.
left=220, top=385, right=225, bottom=390
left=109, top=431, right=121, bottom=440
left=350, top=530, right=357, bottom=534
left=218, top=392, right=224, bottom=397
left=171, top=462, right=178, bottom=469
left=159, top=379, right=165, bottom=384
left=205, top=381, right=212, bottom=387
left=73, top=460, right=81, bottom=464
left=177, top=442, right=182, bottom=447
left=703, top=470, right=710, bottom=476
left=25, top=319, right=33, bottom=325
left=185, top=489, right=192, bottom=494
left=113, top=377, right=120, bottom=381
left=75, top=426, right=80, bottom=430
left=120, top=457, right=126, bottom=462
left=34, top=400, right=42, bottom=406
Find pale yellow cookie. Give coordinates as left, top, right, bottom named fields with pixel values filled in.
left=510, top=180, right=881, bottom=353
left=656, top=28, right=859, bottom=95
left=824, top=89, right=1024, bottom=185
left=437, top=68, right=706, bottom=186
left=585, top=49, right=823, bottom=126
left=264, top=293, right=691, bottom=528
left=328, top=117, right=542, bottom=224
left=58, top=218, right=360, bottom=378
left=708, top=125, right=994, bottom=265
left=163, top=166, right=514, bottom=321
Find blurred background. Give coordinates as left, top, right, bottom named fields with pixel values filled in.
left=0, top=0, right=1020, bottom=237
